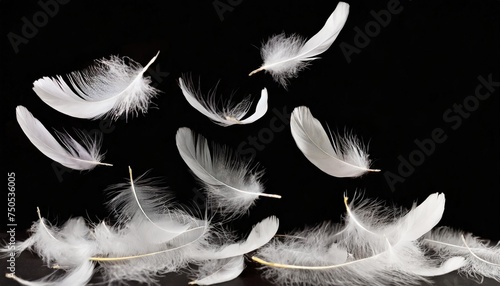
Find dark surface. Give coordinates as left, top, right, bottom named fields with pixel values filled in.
left=1, top=0, right=499, bottom=285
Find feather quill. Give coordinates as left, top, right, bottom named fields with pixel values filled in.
left=253, top=193, right=465, bottom=286
left=424, top=227, right=500, bottom=282
left=290, top=106, right=378, bottom=177
left=16, top=106, right=111, bottom=170
left=178, top=77, right=268, bottom=126
left=32, top=52, right=160, bottom=120
left=176, top=127, right=280, bottom=217
left=249, top=2, right=349, bottom=87
left=189, top=256, right=245, bottom=285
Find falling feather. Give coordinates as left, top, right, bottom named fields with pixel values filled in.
left=178, top=76, right=268, bottom=126
left=16, top=106, right=111, bottom=170
left=32, top=52, right=160, bottom=120
left=249, top=2, right=349, bottom=87
left=290, top=106, right=379, bottom=178
left=253, top=193, right=465, bottom=286
left=424, top=227, right=500, bottom=282
left=189, top=256, right=245, bottom=285
left=176, top=127, right=280, bottom=217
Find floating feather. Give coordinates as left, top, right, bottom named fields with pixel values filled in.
left=178, top=76, right=268, bottom=126
left=32, top=52, right=160, bottom=120
left=16, top=106, right=111, bottom=170
left=249, top=2, right=349, bottom=87
left=290, top=106, right=379, bottom=177
left=176, top=127, right=281, bottom=217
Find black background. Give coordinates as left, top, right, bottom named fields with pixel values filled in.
left=1, top=0, right=499, bottom=285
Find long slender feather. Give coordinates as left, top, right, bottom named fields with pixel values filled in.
left=290, top=106, right=379, bottom=177
left=16, top=106, right=111, bottom=170
left=32, top=52, right=160, bottom=120
left=178, top=76, right=268, bottom=126
left=189, top=256, right=245, bottom=285
left=176, top=127, right=280, bottom=217
left=249, top=2, right=349, bottom=87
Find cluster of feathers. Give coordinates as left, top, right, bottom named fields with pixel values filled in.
left=5, top=1, right=499, bottom=285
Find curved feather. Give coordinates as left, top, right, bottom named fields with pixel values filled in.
left=16, top=106, right=111, bottom=170
left=32, top=52, right=160, bottom=120
left=290, top=106, right=378, bottom=177
left=178, top=76, right=268, bottom=126
left=195, top=216, right=279, bottom=260
left=176, top=128, right=280, bottom=216
left=249, top=2, right=349, bottom=87
left=105, top=167, right=194, bottom=244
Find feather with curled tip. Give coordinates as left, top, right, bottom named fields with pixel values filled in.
left=189, top=256, right=245, bottom=285
left=423, top=227, right=500, bottom=282
left=249, top=2, right=349, bottom=87
left=16, top=106, right=112, bottom=170
left=6, top=260, right=94, bottom=286
left=176, top=127, right=281, bottom=217
left=178, top=76, right=268, bottom=126
left=32, top=52, right=160, bottom=120
left=290, top=106, right=379, bottom=178
left=253, top=193, right=465, bottom=286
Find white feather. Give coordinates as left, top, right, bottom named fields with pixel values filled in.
left=424, top=227, right=500, bottom=282
left=178, top=77, right=268, bottom=126
left=176, top=127, right=280, bottom=217
left=253, top=193, right=465, bottom=286
left=189, top=256, right=245, bottom=285
left=104, top=167, right=194, bottom=245
left=194, top=216, right=279, bottom=260
left=16, top=106, right=111, bottom=170
left=32, top=52, right=160, bottom=120
left=6, top=260, right=94, bottom=286
left=0, top=208, right=97, bottom=268
left=249, top=2, right=349, bottom=87
left=290, top=106, right=379, bottom=177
